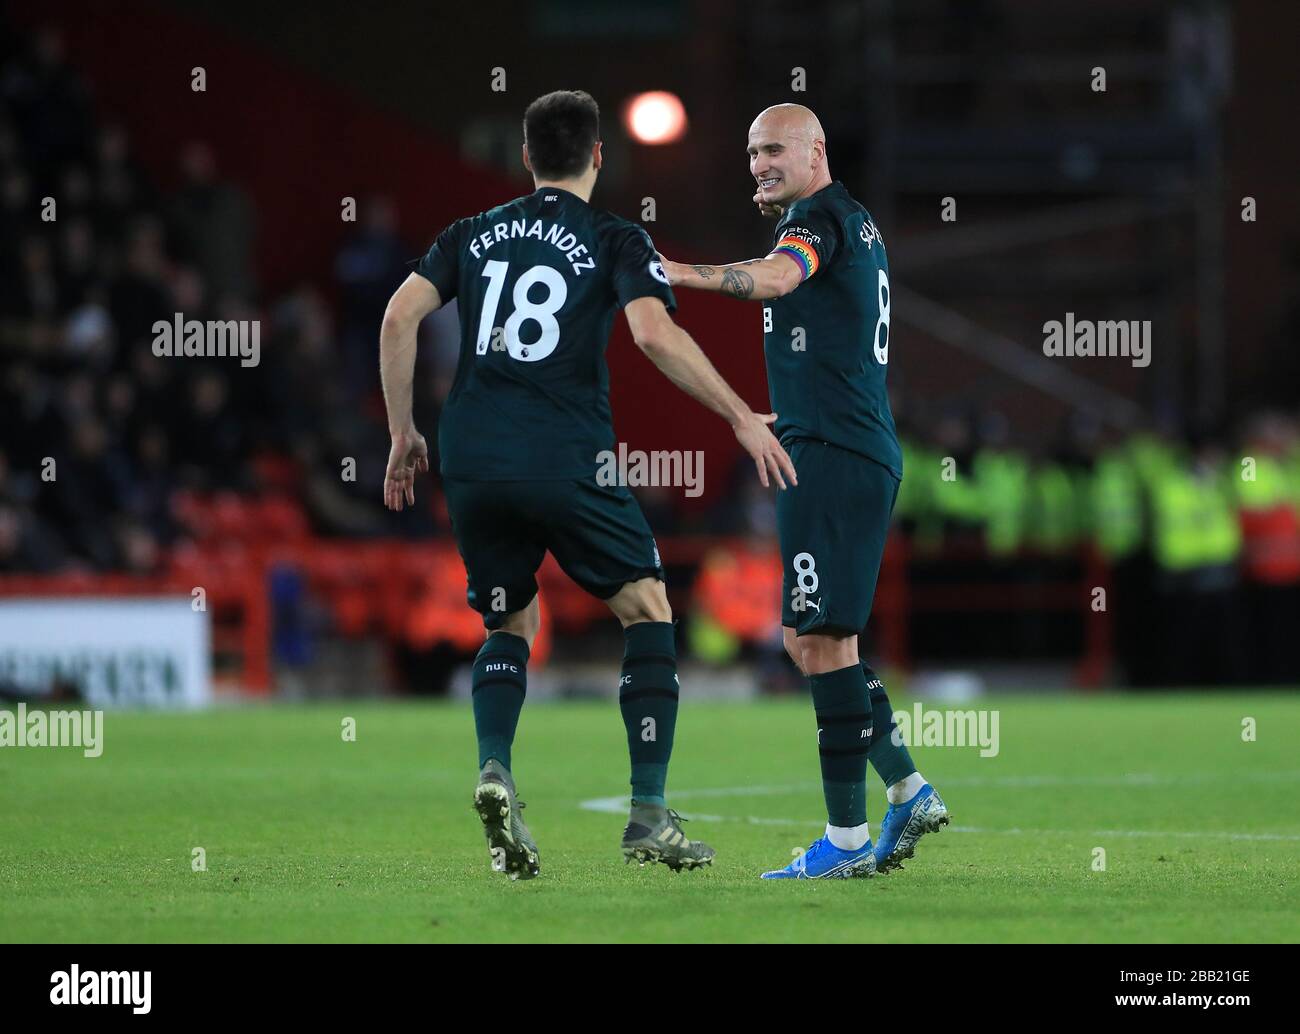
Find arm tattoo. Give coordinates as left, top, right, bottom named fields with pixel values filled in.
left=721, top=267, right=755, bottom=299
left=690, top=264, right=716, bottom=279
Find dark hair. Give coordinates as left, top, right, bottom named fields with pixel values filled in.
left=522, top=90, right=600, bottom=180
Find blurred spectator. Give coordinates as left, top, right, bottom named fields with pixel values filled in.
left=1235, top=414, right=1300, bottom=683
left=0, top=501, right=64, bottom=572
left=166, top=141, right=255, bottom=301
left=108, top=215, right=172, bottom=346
left=334, top=195, right=408, bottom=398
left=1143, top=436, right=1245, bottom=686
left=1, top=27, right=93, bottom=171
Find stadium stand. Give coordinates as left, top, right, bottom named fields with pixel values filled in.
left=3, top=14, right=1299, bottom=695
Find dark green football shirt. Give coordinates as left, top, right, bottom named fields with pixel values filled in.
left=411, top=187, right=676, bottom=480
left=763, top=180, right=901, bottom=479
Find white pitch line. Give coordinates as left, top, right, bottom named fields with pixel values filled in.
left=938, top=771, right=1300, bottom=789
left=579, top=776, right=1300, bottom=842
left=944, top=826, right=1300, bottom=843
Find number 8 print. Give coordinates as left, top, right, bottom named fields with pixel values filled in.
left=873, top=268, right=890, bottom=365
left=793, top=552, right=819, bottom=594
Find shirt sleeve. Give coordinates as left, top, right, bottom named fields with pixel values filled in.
left=610, top=223, right=677, bottom=312
left=407, top=220, right=463, bottom=302
left=770, top=211, right=839, bottom=282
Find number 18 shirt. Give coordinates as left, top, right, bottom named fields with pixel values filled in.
left=410, top=186, right=676, bottom=481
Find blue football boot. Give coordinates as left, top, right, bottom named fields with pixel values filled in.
left=760, top=835, right=876, bottom=879
left=874, top=783, right=949, bottom=873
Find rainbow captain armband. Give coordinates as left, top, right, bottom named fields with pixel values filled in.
left=772, top=234, right=820, bottom=281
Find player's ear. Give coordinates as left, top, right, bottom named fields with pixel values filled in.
left=591, top=140, right=603, bottom=172
left=810, top=137, right=826, bottom=169
left=521, top=144, right=532, bottom=173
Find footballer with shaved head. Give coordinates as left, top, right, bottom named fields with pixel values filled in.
left=659, top=103, right=949, bottom=879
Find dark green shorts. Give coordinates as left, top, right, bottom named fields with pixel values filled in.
left=777, top=439, right=900, bottom=636
left=442, top=476, right=664, bottom=630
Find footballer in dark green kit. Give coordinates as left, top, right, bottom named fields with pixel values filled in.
left=378, top=90, right=795, bottom=881
left=661, top=103, right=949, bottom=879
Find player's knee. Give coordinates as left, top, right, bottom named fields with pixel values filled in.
left=492, top=624, right=538, bottom=651
left=782, top=627, right=807, bottom=675
left=623, top=592, right=671, bottom=626
left=495, top=597, right=540, bottom=648
left=784, top=640, right=805, bottom=674
left=799, top=631, right=859, bottom=675
left=608, top=577, right=672, bottom=626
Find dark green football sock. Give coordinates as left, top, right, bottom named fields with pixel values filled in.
left=619, top=621, right=678, bottom=806
left=863, top=662, right=918, bottom=788
left=471, top=632, right=529, bottom=771
left=810, top=663, right=873, bottom=827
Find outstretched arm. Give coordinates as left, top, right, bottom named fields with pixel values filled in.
left=623, top=296, right=796, bottom=490
left=379, top=273, right=441, bottom=510
left=658, top=253, right=803, bottom=301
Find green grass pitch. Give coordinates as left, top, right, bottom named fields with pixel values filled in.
left=2, top=692, right=1297, bottom=942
